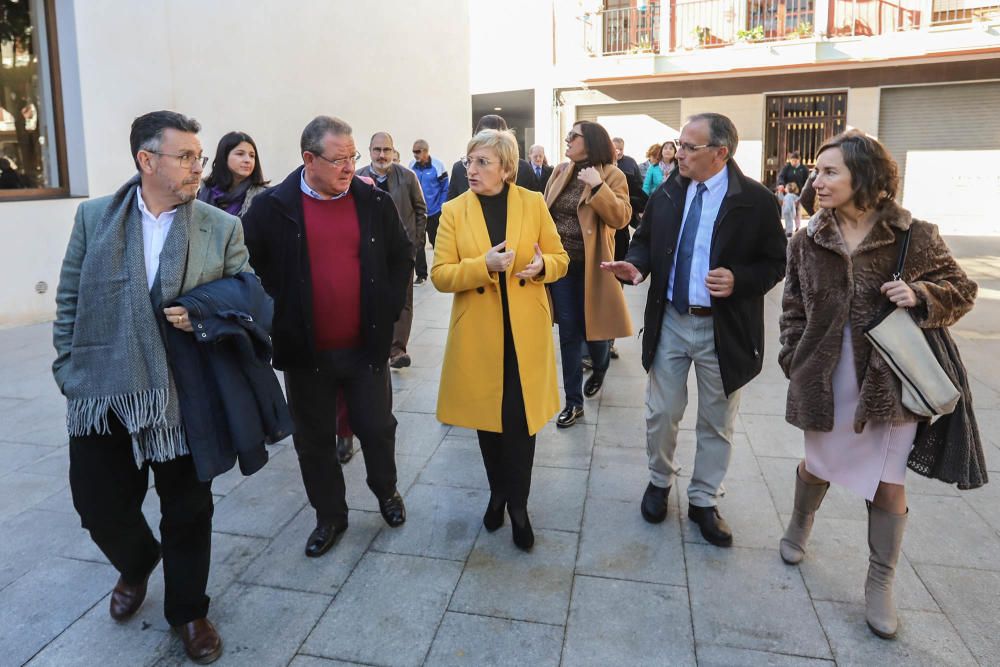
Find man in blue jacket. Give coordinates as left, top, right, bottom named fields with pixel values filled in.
left=409, top=139, right=449, bottom=284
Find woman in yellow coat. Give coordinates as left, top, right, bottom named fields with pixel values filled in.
left=432, top=129, right=569, bottom=551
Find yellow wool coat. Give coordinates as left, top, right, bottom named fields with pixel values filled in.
left=543, top=162, right=634, bottom=341
left=431, top=185, right=570, bottom=436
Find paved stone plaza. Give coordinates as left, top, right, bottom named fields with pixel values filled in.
left=2, top=238, right=1000, bottom=667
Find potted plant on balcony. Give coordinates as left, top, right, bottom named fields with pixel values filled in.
left=736, top=25, right=765, bottom=42
left=793, top=21, right=814, bottom=39
left=692, top=25, right=713, bottom=48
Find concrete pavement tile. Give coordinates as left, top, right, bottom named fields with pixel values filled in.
left=596, top=375, right=648, bottom=408
left=792, top=516, right=939, bottom=611
left=595, top=405, right=646, bottom=449
left=212, top=463, right=307, bottom=538
left=587, top=445, right=650, bottom=502
left=678, top=478, right=783, bottom=550
left=289, top=657, right=367, bottom=667
left=393, top=379, right=440, bottom=414
left=905, top=470, right=961, bottom=496
left=738, top=382, right=789, bottom=416
left=301, top=552, right=463, bottom=667
left=449, top=528, right=577, bottom=625
left=526, top=465, right=588, bottom=532
left=415, top=437, right=489, bottom=490
left=686, top=543, right=831, bottom=659
left=25, top=598, right=168, bottom=667
left=758, top=456, right=866, bottom=521
left=0, top=397, right=68, bottom=447
left=0, top=440, right=50, bottom=476
left=403, top=343, right=444, bottom=369
left=0, top=470, right=67, bottom=522
left=562, top=575, right=694, bottom=667
left=814, top=601, right=977, bottom=666
left=0, top=557, right=117, bottom=666
left=904, top=494, right=1000, bottom=571
left=388, top=363, right=440, bottom=393
left=156, top=583, right=331, bottom=667
left=447, top=425, right=477, bottom=439
left=0, top=509, right=89, bottom=589
left=962, top=480, right=1000, bottom=533
left=241, top=507, right=382, bottom=594
left=914, top=563, right=1000, bottom=665
left=575, top=497, right=685, bottom=587
left=208, top=463, right=248, bottom=496
left=696, top=645, right=834, bottom=666
left=373, top=483, right=487, bottom=561
left=674, top=431, right=762, bottom=482
left=532, top=421, right=595, bottom=470
left=20, top=446, right=69, bottom=478
left=424, top=611, right=563, bottom=667
left=408, top=326, right=448, bottom=347
left=340, top=452, right=424, bottom=514
left=742, top=413, right=804, bottom=459
left=393, top=411, right=449, bottom=460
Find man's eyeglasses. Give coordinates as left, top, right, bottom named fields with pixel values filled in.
left=460, top=156, right=494, bottom=169
left=151, top=151, right=209, bottom=169
left=371, top=147, right=395, bottom=155
left=676, top=141, right=719, bottom=153
left=313, top=151, right=361, bottom=168
left=412, top=149, right=426, bottom=155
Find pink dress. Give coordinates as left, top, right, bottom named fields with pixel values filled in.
left=804, top=326, right=915, bottom=501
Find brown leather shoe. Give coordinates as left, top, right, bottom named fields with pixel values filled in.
left=173, top=618, right=223, bottom=664
left=109, top=554, right=161, bottom=622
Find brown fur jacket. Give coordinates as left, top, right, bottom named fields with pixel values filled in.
left=779, top=201, right=977, bottom=432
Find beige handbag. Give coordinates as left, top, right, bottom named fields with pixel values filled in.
left=864, top=227, right=960, bottom=417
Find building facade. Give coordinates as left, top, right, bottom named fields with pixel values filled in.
left=0, top=0, right=471, bottom=327
left=471, top=0, right=1000, bottom=235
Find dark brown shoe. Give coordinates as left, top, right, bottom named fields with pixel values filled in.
left=173, top=618, right=223, bottom=664
left=109, top=554, right=161, bottom=622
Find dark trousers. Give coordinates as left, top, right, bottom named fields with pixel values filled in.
left=69, top=414, right=212, bottom=627
left=415, top=212, right=441, bottom=279
left=284, top=349, right=398, bottom=527
left=476, top=319, right=536, bottom=511
left=550, top=262, right=611, bottom=408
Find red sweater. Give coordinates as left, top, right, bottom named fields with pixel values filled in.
left=302, top=193, right=361, bottom=350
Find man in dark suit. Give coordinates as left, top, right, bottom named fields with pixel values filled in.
left=602, top=113, right=786, bottom=547
left=613, top=137, right=641, bottom=176
left=527, top=144, right=554, bottom=193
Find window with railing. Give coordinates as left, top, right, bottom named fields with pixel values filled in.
left=602, top=0, right=662, bottom=55
left=828, top=0, right=921, bottom=36
left=930, top=0, right=1000, bottom=24
left=0, top=0, right=67, bottom=199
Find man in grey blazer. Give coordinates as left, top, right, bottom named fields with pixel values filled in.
left=357, top=131, right=427, bottom=369
left=52, top=110, right=248, bottom=664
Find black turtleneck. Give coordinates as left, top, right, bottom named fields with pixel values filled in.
left=477, top=183, right=509, bottom=248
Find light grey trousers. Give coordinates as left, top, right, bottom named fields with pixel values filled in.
left=645, top=307, right=741, bottom=508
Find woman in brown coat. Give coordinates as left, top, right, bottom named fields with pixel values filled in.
left=544, top=120, right=633, bottom=428
left=778, top=130, right=976, bottom=640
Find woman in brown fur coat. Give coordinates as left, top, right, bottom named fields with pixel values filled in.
left=778, top=131, right=976, bottom=640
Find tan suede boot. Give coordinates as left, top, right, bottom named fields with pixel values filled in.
left=865, top=505, right=908, bottom=639
left=779, top=468, right=829, bottom=565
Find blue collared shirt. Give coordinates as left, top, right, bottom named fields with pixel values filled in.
left=667, top=165, right=729, bottom=308
left=300, top=170, right=350, bottom=201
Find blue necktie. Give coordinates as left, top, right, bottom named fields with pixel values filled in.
left=672, top=182, right=708, bottom=314
left=535, top=166, right=542, bottom=179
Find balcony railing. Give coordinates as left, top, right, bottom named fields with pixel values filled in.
left=601, top=5, right=662, bottom=55
left=586, top=0, right=998, bottom=55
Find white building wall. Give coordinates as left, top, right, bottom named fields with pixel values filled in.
left=0, top=0, right=470, bottom=327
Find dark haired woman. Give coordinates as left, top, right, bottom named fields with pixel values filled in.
left=779, top=130, right=976, bottom=639
left=198, top=131, right=269, bottom=218
left=544, top=120, right=632, bottom=428
left=642, top=140, right=678, bottom=196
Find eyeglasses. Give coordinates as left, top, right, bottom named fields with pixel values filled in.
left=371, top=147, right=395, bottom=155
left=151, top=151, right=209, bottom=169
left=460, top=156, right=495, bottom=169
left=676, top=141, right=719, bottom=153
left=312, top=151, right=361, bottom=168
left=412, top=149, right=425, bottom=155
left=565, top=131, right=583, bottom=141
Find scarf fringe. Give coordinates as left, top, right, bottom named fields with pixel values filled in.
left=66, top=389, right=169, bottom=436
left=132, top=425, right=189, bottom=468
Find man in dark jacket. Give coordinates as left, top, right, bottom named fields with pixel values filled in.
left=602, top=113, right=786, bottom=547
left=242, top=115, right=414, bottom=558
left=613, top=137, right=641, bottom=176
left=526, top=144, right=554, bottom=193
left=776, top=150, right=809, bottom=193
left=358, top=131, right=428, bottom=369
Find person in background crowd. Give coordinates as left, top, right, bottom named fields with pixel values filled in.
left=527, top=143, right=553, bottom=193
left=410, top=139, right=449, bottom=285
left=392, top=149, right=401, bottom=164
left=433, top=129, right=569, bottom=551
left=52, top=110, right=246, bottom=663
left=0, top=156, right=23, bottom=188
left=602, top=113, right=786, bottom=548
left=358, top=131, right=428, bottom=369
left=799, top=167, right=818, bottom=216
left=778, top=130, right=976, bottom=640
left=544, top=120, right=632, bottom=428
left=243, top=115, right=413, bottom=559
left=776, top=150, right=809, bottom=194
left=612, top=137, right=640, bottom=176
left=447, top=114, right=535, bottom=201
left=638, top=142, right=661, bottom=180
left=197, top=131, right=269, bottom=218
left=642, top=140, right=678, bottom=195
left=782, top=181, right=801, bottom=236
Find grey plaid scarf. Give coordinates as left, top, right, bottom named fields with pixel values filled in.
left=64, top=175, right=190, bottom=466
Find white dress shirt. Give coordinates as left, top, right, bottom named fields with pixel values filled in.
left=137, top=187, right=177, bottom=290
left=667, top=165, right=730, bottom=308
left=300, top=170, right=350, bottom=201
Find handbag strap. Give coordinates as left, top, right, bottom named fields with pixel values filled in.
left=892, top=226, right=913, bottom=281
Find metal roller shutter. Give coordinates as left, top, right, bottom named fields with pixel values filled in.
left=576, top=100, right=681, bottom=128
